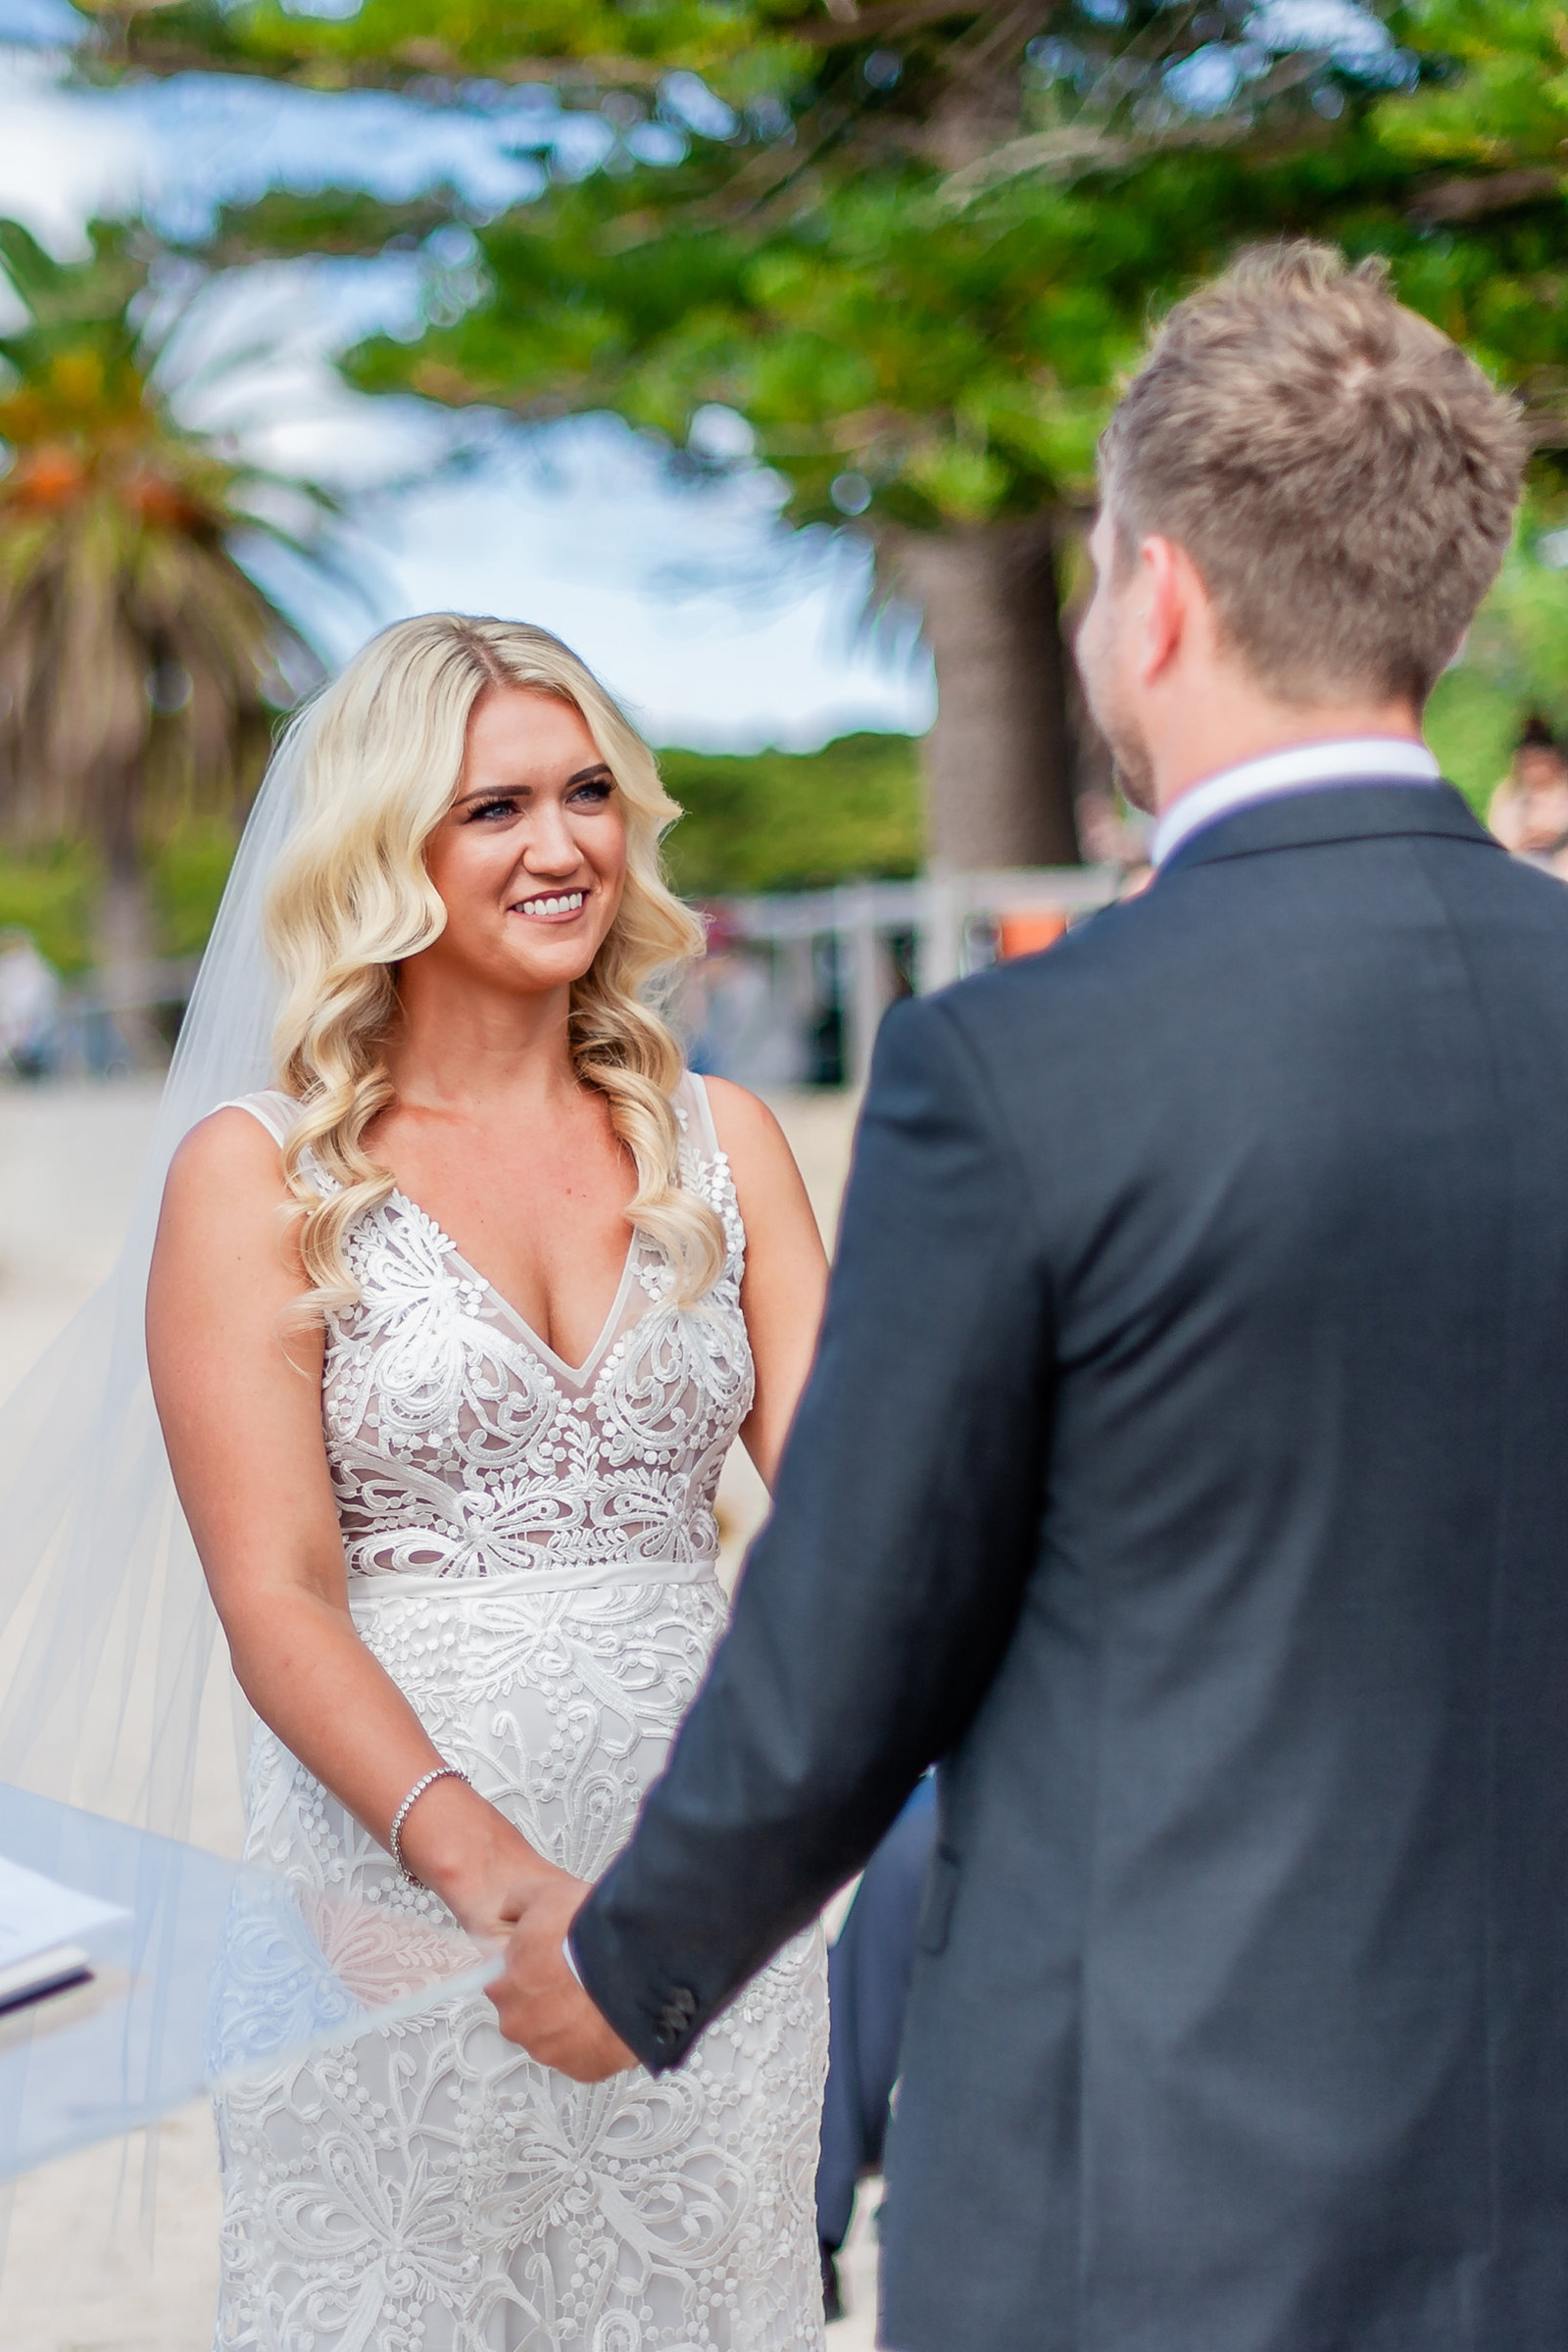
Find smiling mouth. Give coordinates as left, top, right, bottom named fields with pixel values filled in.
left=513, top=890, right=587, bottom=920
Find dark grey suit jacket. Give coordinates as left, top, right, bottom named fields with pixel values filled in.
left=572, top=782, right=1568, bottom=2352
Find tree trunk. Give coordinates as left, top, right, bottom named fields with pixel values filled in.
left=884, top=516, right=1082, bottom=871
left=95, top=833, right=166, bottom=1071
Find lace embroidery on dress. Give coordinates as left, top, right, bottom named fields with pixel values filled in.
left=211, top=1073, right=828, bottom=2352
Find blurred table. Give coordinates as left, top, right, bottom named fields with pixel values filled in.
left=0, top=1783, right=496, bottom=2180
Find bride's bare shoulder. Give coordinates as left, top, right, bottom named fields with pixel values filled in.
left=698, top=1076, right=797, bottom=1181
left=160, top=1101, right=295, bottom=1225
left=151, top=1104, right=311, bottom=1318
left=699, top=1075, right=788, bottom=1156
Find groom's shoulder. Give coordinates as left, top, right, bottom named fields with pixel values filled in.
left=916, top=827, right=1568, bottom=1082
left=867, top=895, right=1168, bottom=1120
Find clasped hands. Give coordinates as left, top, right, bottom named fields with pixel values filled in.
left=397, top=1777, right=636, bottom=2082
left=485, top=1863, right=639, bottom=2082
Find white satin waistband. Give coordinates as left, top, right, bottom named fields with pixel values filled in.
left=347, top=1556, right=720, bottom=1607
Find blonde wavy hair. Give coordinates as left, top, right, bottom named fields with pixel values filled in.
left=262, top=612, right=725, bottom=1312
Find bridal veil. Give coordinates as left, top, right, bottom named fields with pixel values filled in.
left=0, top=727, right=306, bottom=1857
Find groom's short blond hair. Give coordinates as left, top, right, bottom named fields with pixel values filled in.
left=1098, top=242, right=1528, bottom=705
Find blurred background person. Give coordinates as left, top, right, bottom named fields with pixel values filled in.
left=1487, top=716, right=1568, bottom=872
left=0, top=925, right=60, bottom=1080
left=686, top=908, right=807, bottom=1086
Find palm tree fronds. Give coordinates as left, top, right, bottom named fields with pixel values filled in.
left=0, top=215, right=329, bottom=856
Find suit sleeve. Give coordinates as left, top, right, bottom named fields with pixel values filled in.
left=569, top=990, right=1052, bottom=2070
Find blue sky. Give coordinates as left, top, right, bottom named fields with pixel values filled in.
left=0, top=35, right=935, bottom=751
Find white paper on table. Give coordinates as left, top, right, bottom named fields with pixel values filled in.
left=0, top=1852, right=130, bottom=1970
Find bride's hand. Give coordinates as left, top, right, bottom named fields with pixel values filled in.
left=393, top=1770, right=561, bottom=1942
left=447, top=1852, right=572, bottom=1948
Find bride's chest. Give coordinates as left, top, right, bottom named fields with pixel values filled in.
left=365, top=1114, right=635, bottom=1377
left=318, top=1189, right=754, bottom=1478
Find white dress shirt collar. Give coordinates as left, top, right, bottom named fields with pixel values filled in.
left=1152, top=737, right=1442, bottom=867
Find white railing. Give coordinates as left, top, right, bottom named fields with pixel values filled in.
left=710, top=866, right=1123, bottom=1088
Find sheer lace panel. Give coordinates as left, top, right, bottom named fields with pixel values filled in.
left=223, top=1079, right=754, bottom=1584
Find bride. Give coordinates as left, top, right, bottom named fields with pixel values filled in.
left=143, top=613, right=831, bottom=2351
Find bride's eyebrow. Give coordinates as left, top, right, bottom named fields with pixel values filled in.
left=451, top=762, right=612, bottom=809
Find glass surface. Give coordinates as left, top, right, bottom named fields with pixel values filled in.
left=0, top=1783, right=499, bottom=2180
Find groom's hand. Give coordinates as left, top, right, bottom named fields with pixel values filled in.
left=490, top=1870, right=640, bottom=2082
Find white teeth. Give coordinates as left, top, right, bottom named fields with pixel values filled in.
left=517, top=892, right=584, bottom=917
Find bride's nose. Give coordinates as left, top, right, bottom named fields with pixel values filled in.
left=516, top=795, right=583, bottom=877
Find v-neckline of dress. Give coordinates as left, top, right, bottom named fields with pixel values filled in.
left=389, top=1188, right=641, bottom=1386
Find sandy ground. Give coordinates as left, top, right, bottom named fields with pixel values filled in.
left=0, top=1078, right=884, bottom=2352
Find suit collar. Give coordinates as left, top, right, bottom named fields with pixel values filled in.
left=1151, top=738, right=1441, bottom=864
left=1158, top=780, right=1494, bottom=878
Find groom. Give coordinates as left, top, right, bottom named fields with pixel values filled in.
left=495, top=245, right=1568, bottom=2351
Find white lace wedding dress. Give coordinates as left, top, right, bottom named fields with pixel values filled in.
left=211, top=1075, right=828, bottom=2352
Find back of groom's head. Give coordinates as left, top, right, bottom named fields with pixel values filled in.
left=1098, top=242, right=1527, bottom=708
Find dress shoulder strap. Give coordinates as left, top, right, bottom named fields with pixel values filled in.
left=674, top=1069, right=721, bottom=1161
left=672, top=1068, right=743, bottom=1270
left=218, top=1088, right=305, bottom=1149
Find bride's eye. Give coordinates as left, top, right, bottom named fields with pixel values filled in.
left=465, top=795, right=521, bottom=823
left=569, top=778, right=614, bottom=808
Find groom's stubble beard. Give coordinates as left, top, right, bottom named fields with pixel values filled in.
left=1103, top=721, right=1155, bottom=817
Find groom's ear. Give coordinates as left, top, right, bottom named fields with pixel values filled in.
left=1134, top=534, right=1200, bottom=687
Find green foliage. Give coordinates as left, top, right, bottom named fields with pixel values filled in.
left=1423, top=667, right=1517, bottom=815
left=326, top=16, right=1568, bottom=533
left=349, top=162, right=1139, bottom=528
left=80, top=1, right=1568, bottom=872
left=0, top=820, right=241, bottom=970
left=89, top=4, right=1568, bottom=529
left=654, top=732, right=923, bottom=896
left=152, top=818, right=243, bottom=958
left=0, top=841, right=98, bottom=971
left=1373, top=2, right=1568, bottom=172
left=97, top=0, right=1321, bottom=130
left=97, top=0, right=809, bottom=100
left=1426, top=515, right=1568, bottom=809
left=150, top=5, right=1484, bottom=536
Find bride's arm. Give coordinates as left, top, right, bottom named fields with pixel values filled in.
left=146, top=1107, right=560, bottom=1937
left=703, top=1079, right=829, bottom=1493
